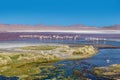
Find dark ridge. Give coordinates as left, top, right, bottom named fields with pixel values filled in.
left=68, top=44, right=120, bottom=49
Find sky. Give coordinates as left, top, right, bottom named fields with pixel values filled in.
left=0, top=0, right=120, bottom=27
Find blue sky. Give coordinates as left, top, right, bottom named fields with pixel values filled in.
left=0, top=0, right=120, bottom=27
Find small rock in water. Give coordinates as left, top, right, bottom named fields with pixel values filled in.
left=106, top=59, right=110, bottom=63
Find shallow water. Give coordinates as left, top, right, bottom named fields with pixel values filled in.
left=0, top=39, right=120, bottom=48
left=83, top=49, right=120, bottom=67
left=0, top=40, right=120, bottom=80
left=0, top=76, right=18, bottom=80
left=53, top=49, right=120, bottom=80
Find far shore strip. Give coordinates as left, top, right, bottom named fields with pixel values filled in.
left=6, top=30, right=120, bottom=34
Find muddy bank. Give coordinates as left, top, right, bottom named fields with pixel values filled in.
left=94, top=64, right=120, bottom=80
left=68, top=44, right=120, bottom=49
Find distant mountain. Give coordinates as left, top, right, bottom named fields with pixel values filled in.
left=0, top=24, right=120, bottom=34
left=102, top=25, right=120, bottom=30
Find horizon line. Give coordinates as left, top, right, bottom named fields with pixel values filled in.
left=0, top=23, right=120, bottom=27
